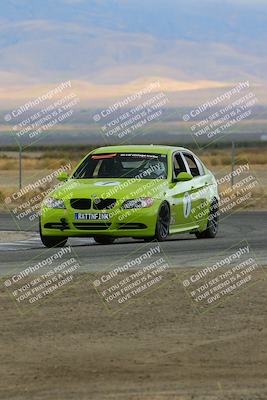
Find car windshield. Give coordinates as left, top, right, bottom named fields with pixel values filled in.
left=72, top=152, right=168, bottom=179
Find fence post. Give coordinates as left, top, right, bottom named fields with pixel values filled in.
left=19, top=143, right=22, bottom=190
left=231, top=141, right=235, bottom=187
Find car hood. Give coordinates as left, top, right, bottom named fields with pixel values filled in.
left=49, top=178, right=169, bottom=200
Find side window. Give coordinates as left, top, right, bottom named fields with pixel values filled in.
left=182, top=153, right=201, bottom=177
left=173, top=153, right=187, bottom=178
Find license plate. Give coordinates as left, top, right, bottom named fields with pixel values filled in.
left=74, top=213, right=110, bottom=221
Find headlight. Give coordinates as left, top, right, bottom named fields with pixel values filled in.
left=43, top=197, right=66, bottom=209
left=122, top=197, right=154, bottom=209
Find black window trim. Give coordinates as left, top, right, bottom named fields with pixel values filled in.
left=181, top=151, right=205, bottom=177
left=194, top=155, right=205, bottom=175
left=172, top=151, right=190, bottom=180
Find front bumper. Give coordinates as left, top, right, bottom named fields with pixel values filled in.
left=40, top=204, right=159, bottom=238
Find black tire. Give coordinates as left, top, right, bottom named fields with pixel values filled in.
left=94, top=236, right=115, bottom=245
left=39, top=221, right=68, bottom=248
left=195, top=200, right=219, bottom=239
left=154, top=202, right=170, bottom=242
left=143, top=237, right=153, bottom=242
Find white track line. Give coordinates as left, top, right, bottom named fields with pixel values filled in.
left=0, top=237, right=94, bottom=251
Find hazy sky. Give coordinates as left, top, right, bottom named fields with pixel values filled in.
left=0, top=0, right=266, bottom=104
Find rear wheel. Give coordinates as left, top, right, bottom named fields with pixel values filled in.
left=195, top=200, right=219, bottom=239
left=39, top=221, right=68, bottom=248
left=94, top=236, right=115, bottom=245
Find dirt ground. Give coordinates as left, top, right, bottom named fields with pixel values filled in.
left=0, top=269, right=266, bottom=400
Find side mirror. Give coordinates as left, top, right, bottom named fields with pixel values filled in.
left=175, top=172, right=193, bottom=182
left=57, top=172, right=69, bottom=182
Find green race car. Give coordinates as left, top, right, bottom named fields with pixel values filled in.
left=40, top=145, right=219, bottom=247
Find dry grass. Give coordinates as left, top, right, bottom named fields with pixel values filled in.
left=0, top=158, right=73, bottom=170
left=219, top=186, right=267, bottom=210
left=0, top=186, right=52, bottom=212
left=0, top=147, right=266, bottom=210
left=0, top=147, right=266, bottom=170
left=1, top=183, right=267, bottom=212
left=200, top=148, right=267, bottom=167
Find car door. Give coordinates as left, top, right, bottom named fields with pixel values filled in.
left=181, top=152, right=210, bottom=227
left=167, top=151, right=197, bottom=232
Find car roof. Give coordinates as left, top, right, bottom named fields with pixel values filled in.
left=91, top=145, right=189, bottom=155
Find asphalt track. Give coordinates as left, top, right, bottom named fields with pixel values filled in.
left=0, top=211, right=266, bottom=275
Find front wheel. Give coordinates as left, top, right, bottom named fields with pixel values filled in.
left=39, top=221, right=68, bottom=248
left=94, top=236, right=115, bottom=245
left=195, top=200, right=219, bottom=239
left=154, top=202, right=170, bottom=242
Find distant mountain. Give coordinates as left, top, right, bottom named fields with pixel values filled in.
left=0, top=0, right=266, bottom=105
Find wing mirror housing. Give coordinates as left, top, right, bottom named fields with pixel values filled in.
left=174, top=172, right=193, bottom=182
left=57, top=172, right=69, bottom=182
